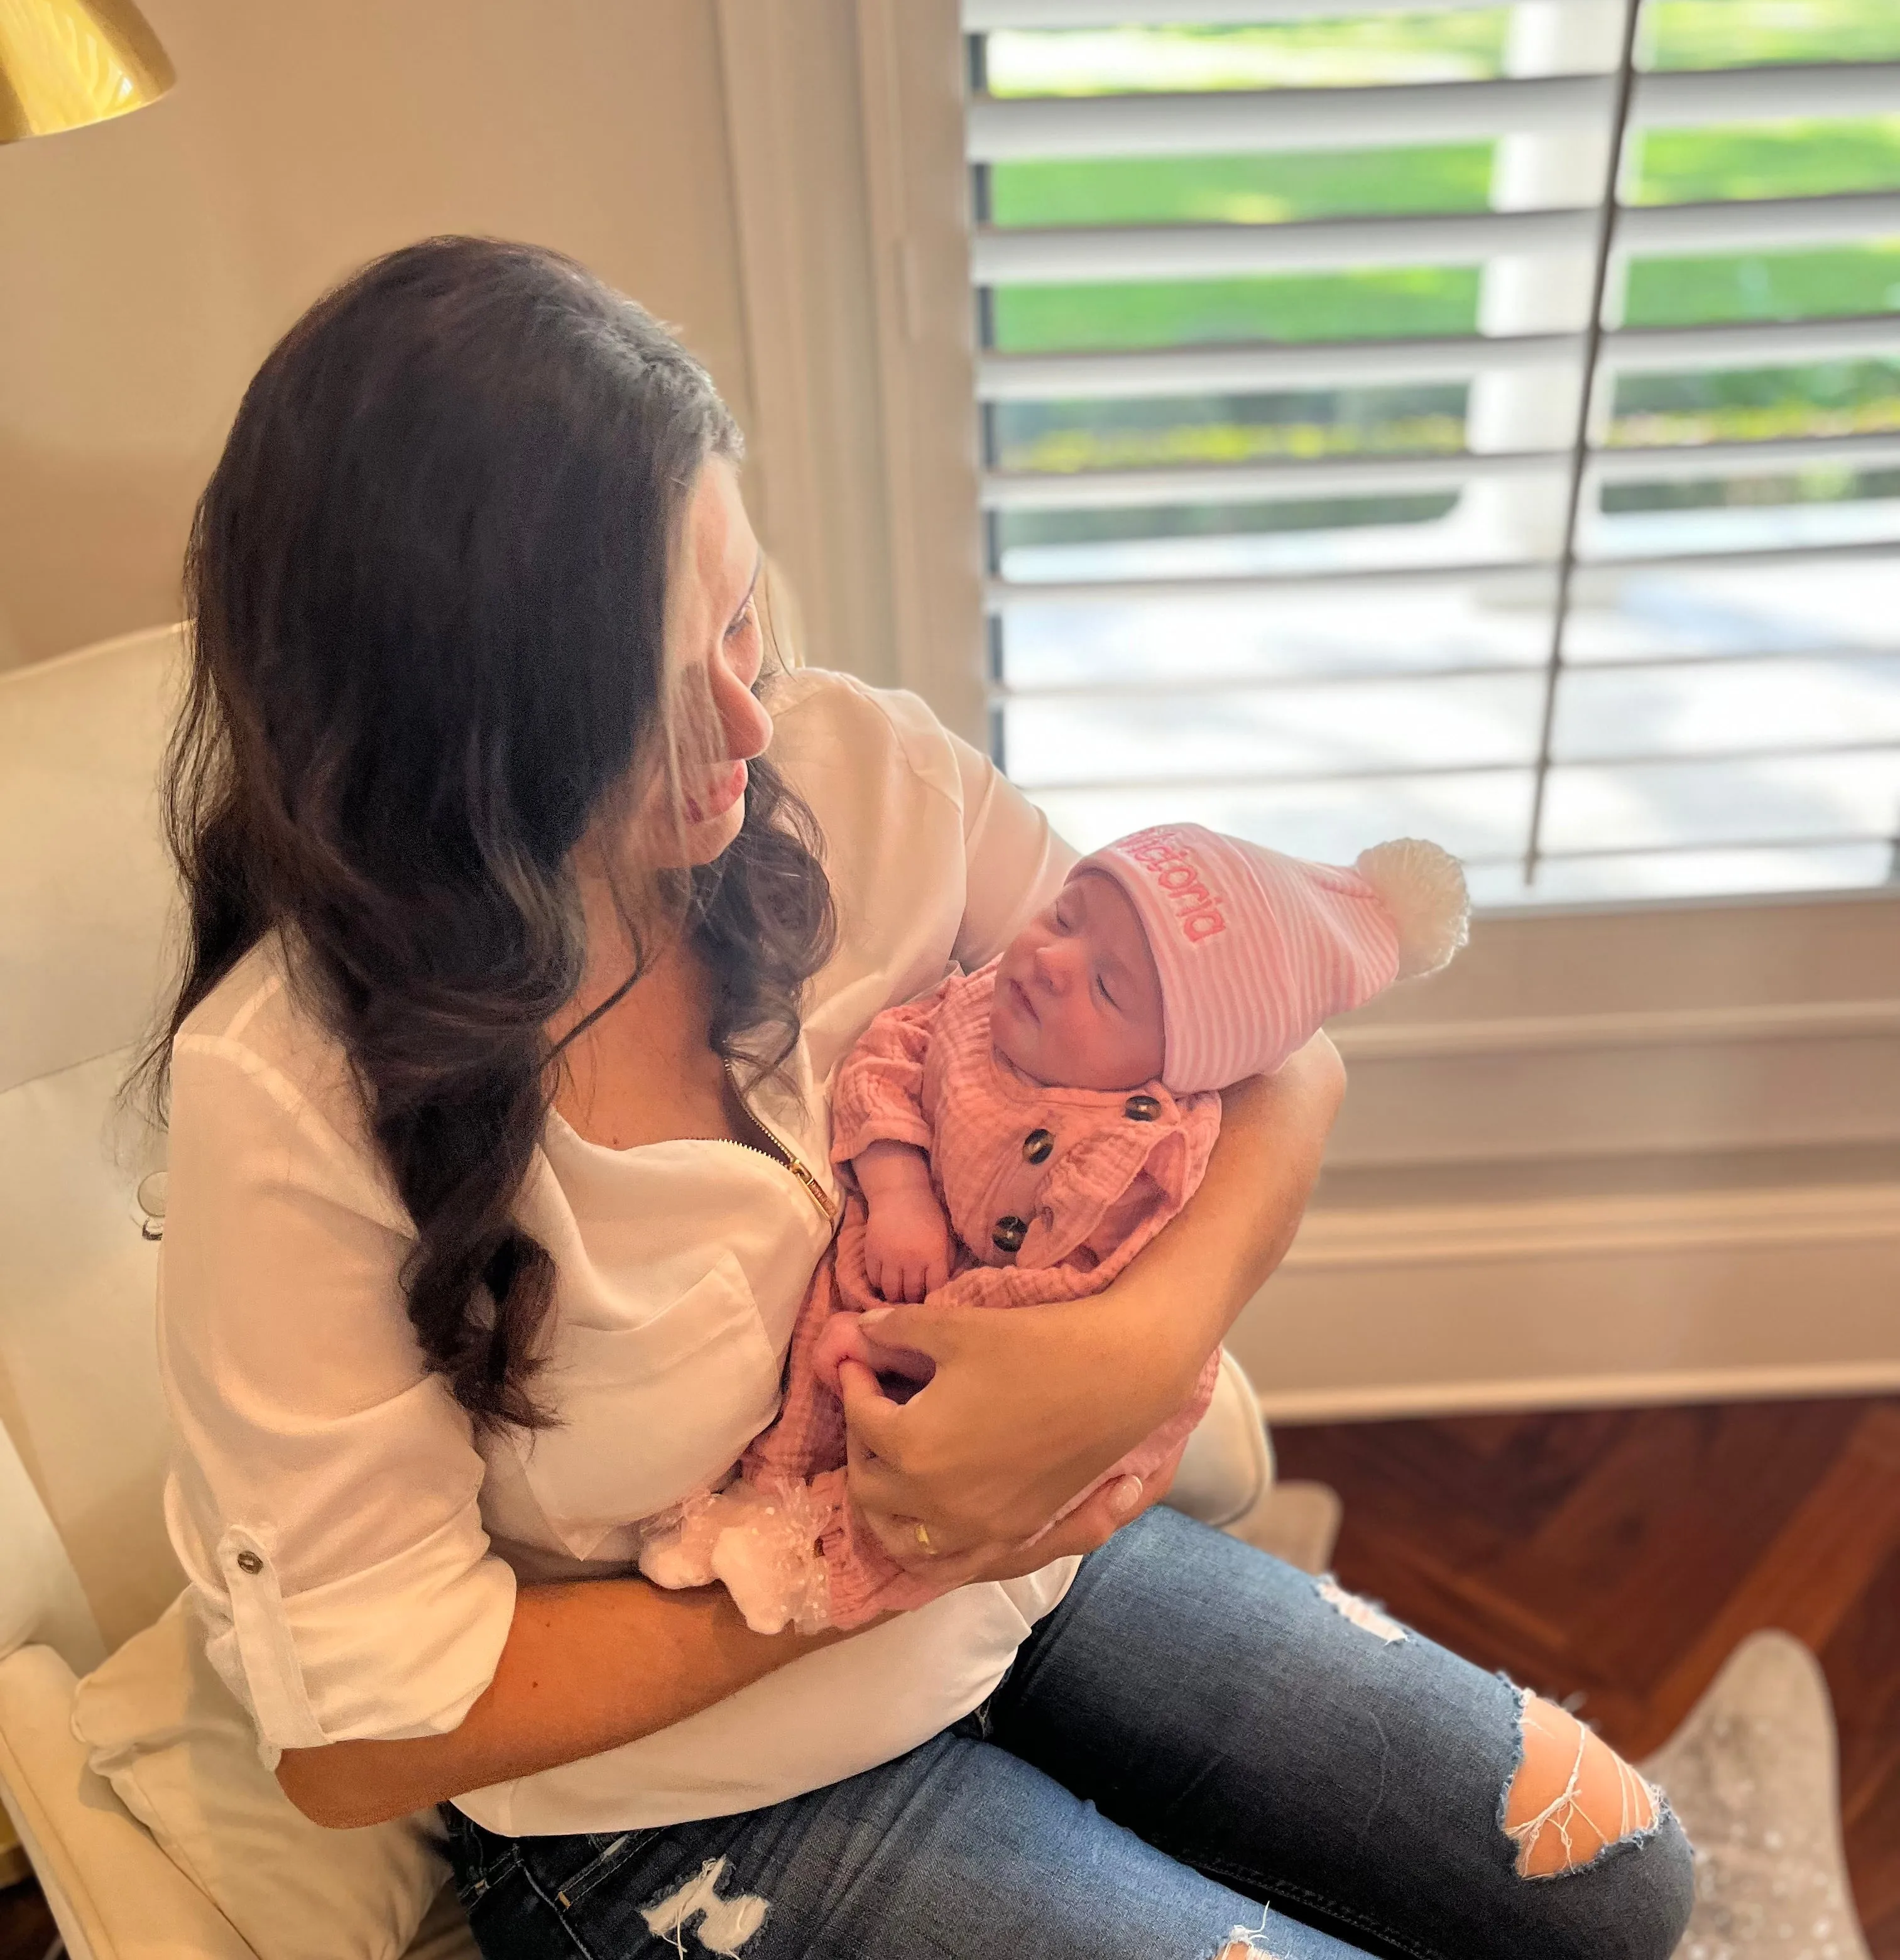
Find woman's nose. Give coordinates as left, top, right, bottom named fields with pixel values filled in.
left=716, top=668, right=773, bottom=763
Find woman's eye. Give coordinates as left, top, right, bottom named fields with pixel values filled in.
left=725, top=599, right=757, bottom=642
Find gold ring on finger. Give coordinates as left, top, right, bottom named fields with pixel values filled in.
left=914, top=1522, right=934, bottom=1554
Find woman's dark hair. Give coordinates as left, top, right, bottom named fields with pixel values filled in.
left=139, top=236, right=835, bottom=1429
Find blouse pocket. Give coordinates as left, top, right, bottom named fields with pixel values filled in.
left=511, top=1250, right=783, bottom=1560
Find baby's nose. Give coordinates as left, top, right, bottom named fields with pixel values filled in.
left=1033, top=942, right=1074, bottom=991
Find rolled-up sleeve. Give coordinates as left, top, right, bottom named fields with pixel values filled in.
left=159, top=1025, right=515, bottom=1760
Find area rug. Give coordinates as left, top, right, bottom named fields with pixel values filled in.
left=1642, top=1631, right=1872, bottom=1960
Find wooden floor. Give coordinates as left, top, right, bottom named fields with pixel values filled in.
left=0, top=1878, right=53, bottom=1960
left=1276, top=1396, right=1900, bottom=1959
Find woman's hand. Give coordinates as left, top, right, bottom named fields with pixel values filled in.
left=843, top=1364, right=1189, bottom=1577
left=840, top=1033, right=1345, bottom=1565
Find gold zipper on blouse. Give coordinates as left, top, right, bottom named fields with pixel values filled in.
left=722, top=1062, right=836, bottom=1222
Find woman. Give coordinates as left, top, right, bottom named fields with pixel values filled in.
left=151, top=238, right=1693, bottom=1960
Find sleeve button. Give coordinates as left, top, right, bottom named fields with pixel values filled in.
left=1022, top=1128, right=1054, bottom=1164
left=1123, top=1094, right=1160, bottom=1122
left=235, top=1550, right=264, bottom=1575
left=991, top=1215, right=1029, bottom=1254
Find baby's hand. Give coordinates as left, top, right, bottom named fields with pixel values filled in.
left=863, top=1184, right=954, bottom=1304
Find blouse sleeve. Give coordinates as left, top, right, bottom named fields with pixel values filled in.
left=773, top=672, right=1079, bottom=1082
left=944, top=725, right=1078, bottom=973
left=159, top=1023, right=515, bottom=1758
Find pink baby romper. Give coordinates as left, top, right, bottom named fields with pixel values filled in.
left=734, top=959, right=1224, bottom=1629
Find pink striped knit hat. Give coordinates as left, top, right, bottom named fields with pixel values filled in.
left=1077, top=825, right=1469, bottom=1094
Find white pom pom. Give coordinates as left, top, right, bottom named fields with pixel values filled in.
left=1354, top=838, right=1470, bottom=981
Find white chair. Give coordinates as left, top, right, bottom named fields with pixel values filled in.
left=0, top=626, right=470, bottom=1957
left=0, top=625, right=1272, bottom=1959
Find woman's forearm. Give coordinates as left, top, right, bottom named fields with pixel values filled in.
left=1015, top=1032, right=1345, bottom=1461
left=1096, top=1030, right=1346, bottom=1401
left=276, top=1577, right=844, bottom=1829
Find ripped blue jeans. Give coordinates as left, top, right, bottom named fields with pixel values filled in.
left=444, top=1507, right=1694, bottom=1960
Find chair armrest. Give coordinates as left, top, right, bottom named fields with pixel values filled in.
left=0, top=1645, right=257, bottom=1960
left=1167, top=1348, right=1275, bottom=1530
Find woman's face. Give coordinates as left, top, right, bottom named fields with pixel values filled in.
left=632, top=456, right=775, bottom=870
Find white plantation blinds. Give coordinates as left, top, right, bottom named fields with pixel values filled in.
left=964, top=0, right=1900, bottom=906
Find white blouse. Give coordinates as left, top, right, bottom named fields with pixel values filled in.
left=157, top=669, right=1081, bottom=1835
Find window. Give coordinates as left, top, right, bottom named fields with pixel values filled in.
left=966, top=0, right=1900, bottom=906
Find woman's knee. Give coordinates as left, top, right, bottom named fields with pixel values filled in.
left=1500, top=1695, right=1695, bottom=1959
left=1505, top=1696, right=1656, bottom=1876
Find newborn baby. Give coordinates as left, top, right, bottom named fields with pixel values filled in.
left=640, top=824, right=1468, bottom=1632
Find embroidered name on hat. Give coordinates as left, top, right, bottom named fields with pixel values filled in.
left=1122, top=827, right=1227, bottom=943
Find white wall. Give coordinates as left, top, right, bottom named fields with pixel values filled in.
left=0, top=0, right=758, bottom=673
left=1249, top=891, right=1900, bottom=1420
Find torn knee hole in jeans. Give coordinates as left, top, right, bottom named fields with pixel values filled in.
left=1502, top=1691, right=1658, bottom=1878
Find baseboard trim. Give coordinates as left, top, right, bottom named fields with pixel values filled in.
left=1234, top=1179, right=1900, bottom=1426
left=1334, top=997, right=1900, bottom=1064
left=1286, top=1181, right=1900, bottom=1270
left=1257, top=1358, right=1900, bottom=1427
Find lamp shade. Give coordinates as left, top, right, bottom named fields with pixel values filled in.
left=0, top=0, right=173, bottom=144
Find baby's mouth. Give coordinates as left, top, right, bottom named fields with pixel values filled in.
left=1007, top=976, right=1039, bottom=1026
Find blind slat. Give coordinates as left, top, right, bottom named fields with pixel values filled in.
left=968, top=74, right=1610, bottom=161
left=983, top=446, right=1563, bottom=509
left=966, top=0, right=1539, bottom=24
left=997, top=645, right=1900, bottom=701
left=1635, top=60, right=1900, bottom=130
left=1606, top=314, right=1900, bottom=374
left=982, top=540, right=1900, bottom=609
left=978, top=332, right=1583, bottom=399
left=975, top=191, right=1900, bottom=285
left=1616, top=188, right=1900, bottom=254
left=985, top=425, right=1900, bottom=512
left=977, top=315, right=1900, bottom=403
left=989, top=562, right=1548, bottom=606
left=968, top=64, right=1900, bottom=164
left=1011, top=734, right=1900, bottom=796
left=1588, top=428, right=1900, bottom=485
left=973, top=207, right=1596, bottom=281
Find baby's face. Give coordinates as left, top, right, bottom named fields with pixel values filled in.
left=992, top=869, right=1166, bottom=1090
